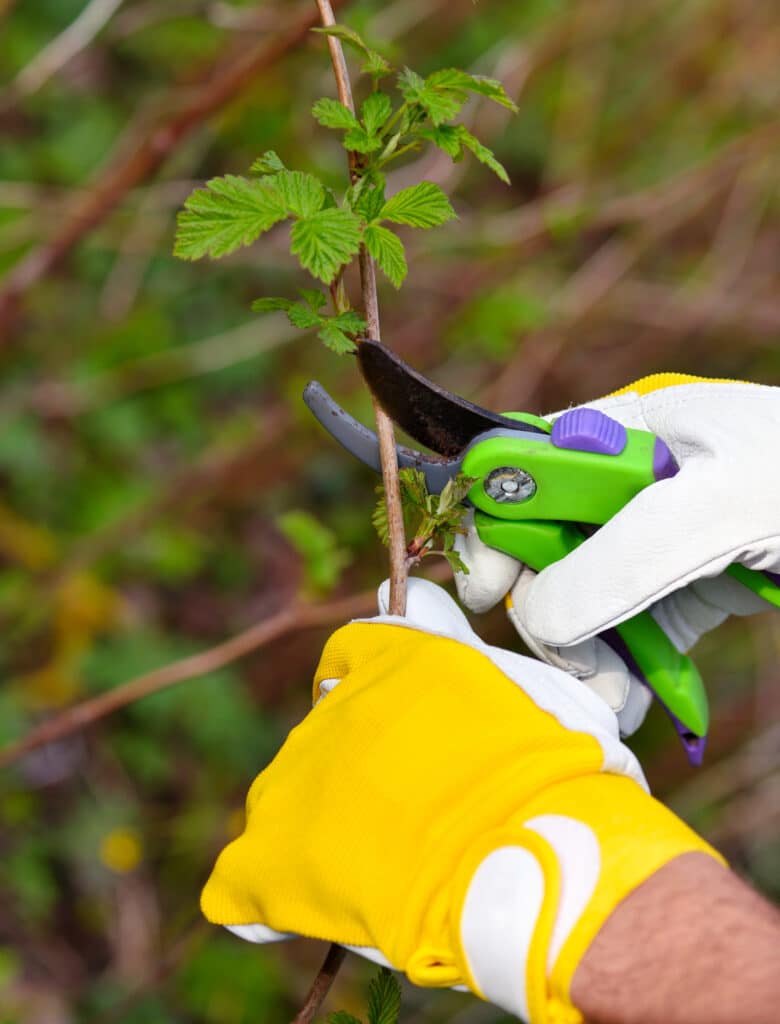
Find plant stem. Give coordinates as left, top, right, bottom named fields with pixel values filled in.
left=376, top=140, right=421, bottom=169
left=316, top=0, right=408, bottom=616
left=291, top=943, right=348, bottom=1024
left=285, top=6, right=412, bottom=1019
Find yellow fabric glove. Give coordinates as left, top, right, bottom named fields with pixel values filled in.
left=202, top=579, right=723, bottom=1024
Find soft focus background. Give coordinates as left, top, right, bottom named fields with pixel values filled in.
left=1, top=1, right=778, bottom=1021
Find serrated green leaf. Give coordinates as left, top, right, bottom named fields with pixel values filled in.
left=289, top=208, right=362, bottom=283
left=344, top=125, right=383, bottom=154
left=348, top=181, right=385, bottom=222
left=379, top=182, right=456, bottom=229
left=438, top=473, right=478, bottom=513
left=318, top=321, right=357, bottom=355
left=287, top=304, right=323, bottom=329
left=251, top=296, right=294, bottom=313
left=399, top=467, right=429, bottom=508
left=442, top=548, right=469, bottom=574
left=455, top=126, right=510, bottom=184
left=397, top=67, right=464, bottom=125
left=361, top=50, right=392, bottom=78
left=364, top=224, right=407, bottom=287
left=249, top=150, right=286, bottom=175
left=367, top=968, right=402, bottom=1024
left=299, top=287, right=327, bottom=310
left=313, top=23, right=371, bottom=55
left=275, top=170, right=326, bottom=218
left=312, top=97, right=359, bottom=131
left=326, top=1014, right=362, bottom=1024
left=332, top=311, right=367, bottom=334
left=174, top=175, right=287, bottom=260
left=372, top=484, right=390, bottom=545
left=426, top=68, right=518, bottom=112
left=416, top=124, right=463, bottom=158
left=361, top=92, right=392, bottom=136
left=313, top=25, right=391, bottom=78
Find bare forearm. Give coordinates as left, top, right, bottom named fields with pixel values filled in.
left=572, top=852, right=780, bottom=1024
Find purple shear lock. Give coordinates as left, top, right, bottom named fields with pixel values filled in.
left=552, top=408, right=678, bottom=482
left=552, top=408, right=628, bottom=456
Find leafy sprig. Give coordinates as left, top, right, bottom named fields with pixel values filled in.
left=174, top=24, right=516, bottom=353
left=325, top=967, right=402, bottom=1024
left=373, top=468, right=477, bottom=573
left=252, top=291, right=365, bottom=354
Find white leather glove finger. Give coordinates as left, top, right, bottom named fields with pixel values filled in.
left=521, top=381, right=780, bottom=649
left=452, top=509, right=523, bottom=613
left=507, top=566, right=652, bottom=736
left=649, top=572, right=769, bottom=652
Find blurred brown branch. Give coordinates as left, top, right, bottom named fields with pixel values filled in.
left=0, top=0, right=347, bottom=343
left=0, top=588, right=375, bottom=768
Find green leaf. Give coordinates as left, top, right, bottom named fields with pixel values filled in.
left=379, top=182, right=456, bottom=228
left=287, top=304, right=323, bottom=330
left=289, top=208, right=362, bottom=283
left=416, top=124, right=464, bottom=159
left=249, top=150, right=286, bottom=175
left=367, top=968, right=402, bottom=1024
left=426, top=68, right=518, bottom=112
left=313, top=25, right=391, bottom=77
left=251, top=296, right=294, bottom=313
left=332, top=311, right=367, bottom=334
left=372, top=484, right=390, bottom=546
left=326, top=1013, right=363, bottom=1024
left=364, top=224, right=407, bottom=287
left=399, top=467, right=429, bottom=508
left=312, top=97, right=359, bottom=131
left=438, top=473, right=478, bottom=513
left=343, top=125, right=384, bottom=154
left=318, top=321, right=357, bottom=355
left=361, top=50, right=392, bottom=78
left=174, top=175, right=287, bottom=260
left=312, top=23, right=372, bottom=55
left=275, top=170, right=326, bottom=218
left=397, top=67, right=463, bottom=125
left=361, top=92, right=392, bottom=136
left=299, top=287, right=327, bottom=310
left=455, top=126, right=510, bottom=184
left=348, top=181, right=386, bottom=222
left=442, top=548, right=469, bottom=574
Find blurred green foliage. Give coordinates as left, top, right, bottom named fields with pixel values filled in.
left=0, top=0, right=778, bottom=1021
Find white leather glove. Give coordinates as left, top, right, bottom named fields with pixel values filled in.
left=454, top=377, right=780, bottom=735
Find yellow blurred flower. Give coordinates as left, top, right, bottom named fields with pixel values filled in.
left=99, top=827, right=143, bottom=874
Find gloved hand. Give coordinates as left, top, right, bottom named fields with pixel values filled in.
left=454, top=375, right=779, bottom=734
left=201, top=578, right=720, bottom=1024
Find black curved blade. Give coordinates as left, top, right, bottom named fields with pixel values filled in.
left=303, top=382, right=463, bottom=494
left=356, top=338, right=546, bottom=455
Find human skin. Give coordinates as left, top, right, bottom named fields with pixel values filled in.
left=571, top=852, right=780, bottom=1024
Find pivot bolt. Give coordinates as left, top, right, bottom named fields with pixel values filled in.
left=484, top=467, right=537, bottom=504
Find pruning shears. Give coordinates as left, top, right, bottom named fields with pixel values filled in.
left=304, top=340, right=780, bottom=765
